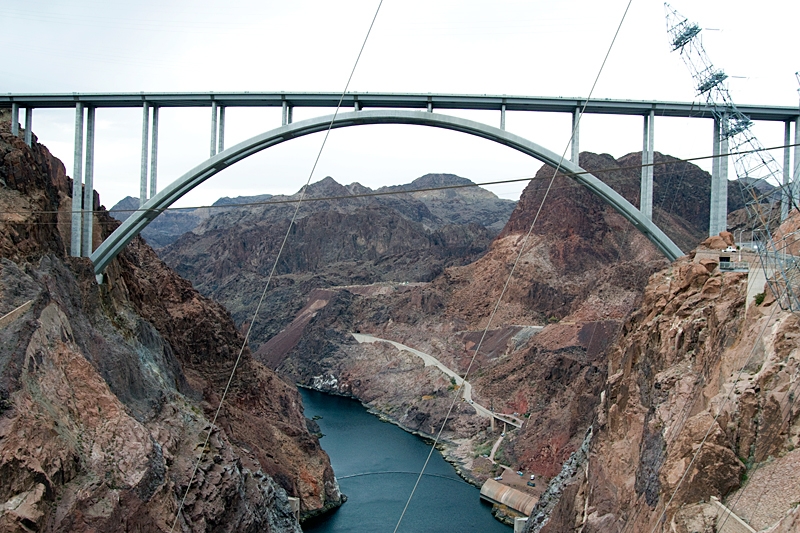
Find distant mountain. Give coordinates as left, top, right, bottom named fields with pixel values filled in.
left=213, top=193, right=274, bottom=207
left=111, top=175, right=515, bottom=248
left=158, top=174, right=516, bottom=352
left=110, top=196, right=202, bottom=249
left=187, top=175, right=515, bottom=236
left=109, top=193, right=274, bottom=248
left=376, top=173, right=517, bottom=233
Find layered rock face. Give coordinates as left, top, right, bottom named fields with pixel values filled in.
left=0, top=121, right=340, bottom=531
left=157, top=174, right=512, bottom=355
left=527, top=232, right=800, bottom=532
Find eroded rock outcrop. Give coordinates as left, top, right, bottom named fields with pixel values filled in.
left=0, top=118, right=341, bottom=531
left=531, top=235, right=800, bottom=532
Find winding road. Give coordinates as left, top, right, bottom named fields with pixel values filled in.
left=351, top=333, right=522, bottom=428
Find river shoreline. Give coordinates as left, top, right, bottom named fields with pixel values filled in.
left=297, top=384, right=481, bottom=484
left=297, top=384, right=516, bottom=528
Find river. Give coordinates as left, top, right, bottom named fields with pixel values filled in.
left=300, top=389, right=510, bottom=532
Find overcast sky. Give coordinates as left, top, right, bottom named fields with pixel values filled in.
left=2, top=0, right=798, bottom=208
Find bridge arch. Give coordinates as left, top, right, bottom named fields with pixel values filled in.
left=91, top=109, right=683, bottom=274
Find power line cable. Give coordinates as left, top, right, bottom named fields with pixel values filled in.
left=391, top=1, right=635, bottom=530
left=3, top=140, right=798, bottom=220
left=167, top=1, right=385, bottom=530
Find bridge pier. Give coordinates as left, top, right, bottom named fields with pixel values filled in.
left=210, top=101, right=218, bottom=157
left=70, top=104, right=97, bottom=257
left=782, top=120, right=793, bottom=221
left=150, top=106, right=159, bottom=198
left=23, top=108, right=32, bottom=146
left=10, top=104, right=19, bottom=136
left=500, top=104, right=506, bottom=131
left=71, top=103, right=84, bottom=257
left=217, top=105, right=225, bottom=153
left=794, top=117, right=800, bottom=211
left=210, top=102, right=225, bottom=156
left=140, top=103, right=150, bottom=206
left=709, top=116, right=729, bottom=236
left=139, top=104, right=159, bottom=205
left=571, top=107, right=580, bottom=165
left=640, top=110, right=654, bottom=220
left=82, top=107, right=95, bottom=257
left=282, top=101, right=293, bottom=125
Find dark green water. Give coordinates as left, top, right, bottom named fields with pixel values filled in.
left=300, top=389, right=510, bottom=533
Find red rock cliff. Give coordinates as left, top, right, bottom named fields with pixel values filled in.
left=526, top=236, right=800, bottom=532
left=0, top=116, right=342, bottom=532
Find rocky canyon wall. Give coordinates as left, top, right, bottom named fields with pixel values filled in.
left=0, top=118, right=341, bottom=532
left=527, top=234, right=800, bottom=532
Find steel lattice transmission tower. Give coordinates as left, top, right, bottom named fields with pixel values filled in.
left=665, top=2, right=800, bottom=311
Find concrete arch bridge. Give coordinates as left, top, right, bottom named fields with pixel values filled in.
left=2, top=92, right=798, bottom=275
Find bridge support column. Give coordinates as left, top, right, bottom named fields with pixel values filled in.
left=210, top=101, right=218, bottom=157
left=782, top=120, right=792, bottom=220
left=218, top=105, right=225, bottom=153
left=82, top=107, right=95, bottom=257
left=140, top=103, right=150, bottom=206
left=150, top=106, right=159, bottom=198
left=139, top=104, right=159, bottom=204
left=571, top=107, right=580, bottom=165
left=709, top=116, right=729, bottom=236
left=427, top=101, right=433, bottom=113
left=793, top=117, right=800, bottom=210
left=210, top=103, right=225, bottom=154
left=640, top=110, right=654, bottom=220
left=10, top=104, right=19, bottom=136
left=500, top=104, right=506, bottom=131
left=282, top=101, right=293, bottom=126
left=71, top=103, right=84, bottom=257
left=24, top=108, right=33, bottom=146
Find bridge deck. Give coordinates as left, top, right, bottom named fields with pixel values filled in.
left=1, top=92, right=798, bottom=121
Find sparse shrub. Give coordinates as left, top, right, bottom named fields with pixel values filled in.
left=473, top=442, right=492, bottom=457
left=754, top=292, right=766, bottom=305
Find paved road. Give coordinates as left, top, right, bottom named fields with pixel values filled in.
left=489, top=433, right=505, bottom=465
left=351, top=333, right=522, bottom=428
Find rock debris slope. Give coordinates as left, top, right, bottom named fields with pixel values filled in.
left=0, top=118, right=341, bottom=532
